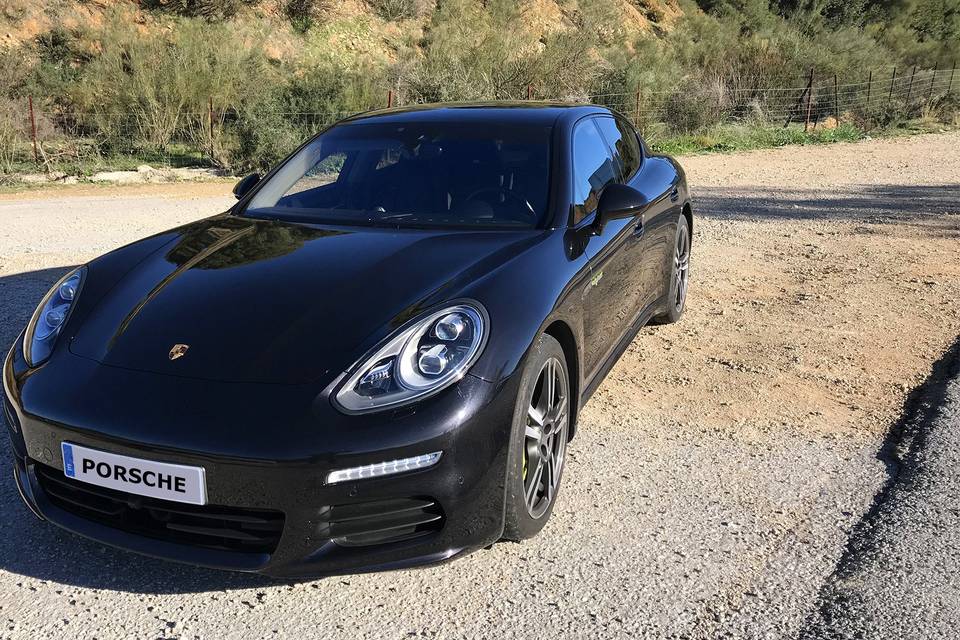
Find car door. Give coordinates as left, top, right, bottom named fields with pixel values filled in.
left=593, top=116, right=657, bottom=315
left=632, top=138, right=682, bottom=307
left=574, top=117, right=645, bottom=381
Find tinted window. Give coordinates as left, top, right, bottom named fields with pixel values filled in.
left=571, top=119, right=617, bottom=225
left=595, top=116, right=641, bottom=180
left=245, top=122, right=552, bottom=229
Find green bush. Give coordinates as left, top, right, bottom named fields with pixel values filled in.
left=231, top=104, right=305, bottom=173
left=3, top=0, right=959, bottom=175
left=228, top=63, right=384, bottom=171
left=67, top=17, right=269, bottom=163
left=1, top=0, right=28, bottom=22
left=0, top=98, right=28, bottom=173
left=0, top=46, right=33, bottom=98
left=393, top=0, right=599, bottom=103
left=285, top=0, right=323, bottom=33
left=141, top=0, right=260, bottom=19
left=370, top=0, right=419, bottom=21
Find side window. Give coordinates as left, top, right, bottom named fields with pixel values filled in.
left=571, top=119, right=618, bottom=225
left=615, top=117, right=642, bottom=178
left=595, top=116, right=641, bottom=181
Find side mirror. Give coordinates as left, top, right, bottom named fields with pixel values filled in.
left=232, top=173, right=261, bottom=200
left=594, top=183, right=650, bottom=233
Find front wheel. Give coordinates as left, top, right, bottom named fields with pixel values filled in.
left=652, top=214, right=690, bottom=325
left=502, top=334, right=570, bottom=541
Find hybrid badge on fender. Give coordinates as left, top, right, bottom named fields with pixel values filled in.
left=5, top=102, right=693, bottom=578
left=168, top=344, right=189, bottom=361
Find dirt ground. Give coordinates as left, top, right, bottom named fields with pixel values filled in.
left=614, top=132, right=960, bottom=442
left=1, top=132, right=958, bottom=639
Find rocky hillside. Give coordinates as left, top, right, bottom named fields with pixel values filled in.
left=1, top=0, right=684, bottom=64
left=1, top=0, right=956, bottom=174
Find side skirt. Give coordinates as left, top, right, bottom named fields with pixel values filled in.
left=579, top=294, right=668, bottom=408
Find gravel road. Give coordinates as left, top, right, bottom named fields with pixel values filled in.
left=1, top=132, right=958, bottom=639
left=802, top=340, right=960, bottom=639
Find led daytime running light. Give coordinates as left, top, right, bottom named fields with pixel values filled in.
left=326, top=452, right=442, bottom=484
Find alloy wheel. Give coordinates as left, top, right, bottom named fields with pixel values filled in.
left=675, top=223, right=690, bottom=312
left=522, top=356, right=568, bottom=519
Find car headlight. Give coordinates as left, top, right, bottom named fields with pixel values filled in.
left=334, top=302, right=488, bottom=413
left=23, top=267, right=85, bottom=367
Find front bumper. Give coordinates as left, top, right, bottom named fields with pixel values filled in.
left=4, top=344, right=519, bottom=578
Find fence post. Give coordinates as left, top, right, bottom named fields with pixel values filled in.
left=387, top=89, right=394, bottom=108
left=208, top=97, right=214, bottom=159
left=888, top=66, right=897, bottom=105
left=866, top=70, right=873, bottom=106
left=635, top=86, right=641, bottom=124
left=526, top=85, right=533, bottom=100
left=833, top=73, right=839, bottom=123
left=928, top=62, right=938, bottom=101
left=906, top=66, right=917, bottom=103
left=804, top=68, right=814, bottom=132
left=949, top=63, right=956, bottom=95
left=28, top=95, right=39, bottom=165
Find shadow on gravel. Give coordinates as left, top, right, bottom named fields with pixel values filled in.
left=695, top=183, right=960, bottom=225
left=865, top=334, right=960, bottom=505
left=800, top=334, right=960, bottom=636
left=0, top=267, right=276, bottom=593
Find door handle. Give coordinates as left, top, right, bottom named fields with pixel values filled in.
left=670, top=187, right=680, bottom=203
left=633, top=222, right=645, bottom=238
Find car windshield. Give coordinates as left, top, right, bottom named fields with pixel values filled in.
left=243, top=120, right=553, bottom=229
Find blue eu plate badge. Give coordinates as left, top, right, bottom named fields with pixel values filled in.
left=62, top=442, right=76, bottom=477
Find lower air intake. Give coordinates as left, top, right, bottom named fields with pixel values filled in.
left=34, top=463, right=284, bottom=554
left=320, top=497, right=444, bottom=547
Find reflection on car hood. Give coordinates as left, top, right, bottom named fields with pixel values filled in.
left=70, top=215, right=538, bottom=384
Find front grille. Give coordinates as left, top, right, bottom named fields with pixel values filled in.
left=319, top=497, right=444, bottom=547
left=2, top=394, right=19, bottom=433
left=34, top=463, right=284, bottom=554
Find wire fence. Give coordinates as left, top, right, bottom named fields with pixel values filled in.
left=1, top=64, right=956, bottom=175
left=591, top=66, right=957, bottom=136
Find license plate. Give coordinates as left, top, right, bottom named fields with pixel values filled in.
left=61, top=442, right=207, bottom=505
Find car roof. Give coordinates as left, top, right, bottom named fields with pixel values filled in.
left=338, top=101, right=610, bottom=128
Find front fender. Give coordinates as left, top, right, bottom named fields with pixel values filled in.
left=461, top=229, right=590, bottom=412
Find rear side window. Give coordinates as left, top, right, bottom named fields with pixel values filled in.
left=595, top=116, right=641, bottom=181
left=571, top=119, right=618, bottom=225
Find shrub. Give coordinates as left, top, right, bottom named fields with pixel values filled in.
left=227, top=62, right=384, bottom=171
left=660, top=80, right=728, bottom=133
left=393, top=0, right=600, bottom=103
left=370, top=0, right=418, bottom=21
left=141, top=0, right=260, bottom=19
left=5, top=0, right=960, bottom=175
left=1, top=0, right=27, bottom=22
left=0, top=98, right=28, bottom=173
left=230, top=106, right=305, bottom=173
left=285, top=0, right=323, bottom=32
left=70, top=17, right=269, bottom=160
left=0, top=45, right=34, bottom=98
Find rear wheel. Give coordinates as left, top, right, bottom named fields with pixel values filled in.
left=652, top=214, right=690, bottom=324
left=502, top=334, right=570, bottom=541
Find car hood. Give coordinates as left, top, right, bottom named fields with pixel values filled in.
left=70, top=215, right=539, bottom=385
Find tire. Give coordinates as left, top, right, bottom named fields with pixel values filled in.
left=651, top=214, right=691, bottom=325
left=502, top=333, right=571, bottom=541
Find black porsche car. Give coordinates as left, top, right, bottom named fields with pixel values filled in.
left=4, top=102, right=692, bottom=578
